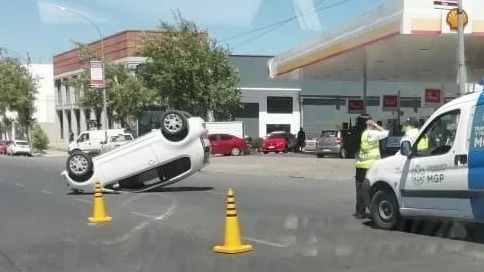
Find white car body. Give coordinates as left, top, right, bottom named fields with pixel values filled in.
left=8, top=140, right=32, bottom=156
left=363, top=91, right=484, bottom=227
left=61, top=115, right=210, bottom=193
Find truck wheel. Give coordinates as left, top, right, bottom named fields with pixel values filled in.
left=66, top=151, right=93, bottom=182
left=370, top=190, right=400, bottom=230
left=161, top=110, right=188, bottom=141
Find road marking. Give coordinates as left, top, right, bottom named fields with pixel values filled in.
left=75, top=198, right=90, bottom=204
left=40, top=190, right=53, bottom=194
left=129, top=211, right=157, bottom=219
left=14, top=183, right=25, bottom=187
left=243, top=236, right=289, bottom=248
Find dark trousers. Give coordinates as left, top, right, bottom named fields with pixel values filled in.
left=355, top=168, right=368, bottom=214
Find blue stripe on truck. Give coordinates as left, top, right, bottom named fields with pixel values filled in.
left=469, top=92, right=484, bottom=219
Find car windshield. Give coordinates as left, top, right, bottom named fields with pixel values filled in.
left=321, top=130, right=338, bottom=137
left=15, top=141, right=28, bottom=146
left=268, top=134, right=285, bottom=139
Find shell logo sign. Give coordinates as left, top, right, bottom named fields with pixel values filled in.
left=446, top=8, right=469, bottom=31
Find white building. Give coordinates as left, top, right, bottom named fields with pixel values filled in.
left=1, top=64, right=57, bottom=142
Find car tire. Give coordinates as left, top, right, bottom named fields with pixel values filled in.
left=231, top=147, right=241, bottom=156
left=66, top=151, right=94, bottom=182
left=317, top=153, right=324, bottom=158
left=263, top=151, right=268, bottom=154
left=283, top=146, right=289, bottom=153
left=370, top=190, right=400, bottom=230
left=161, top=110, right=189, bottom=141
left=340, top=148, right=347, bottom=159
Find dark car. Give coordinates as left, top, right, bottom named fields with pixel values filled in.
left=208, top=134, right=248, bottom=156
left=0, top=140, right=12, bottom=155
left=262, top=131, right=297, bottom=154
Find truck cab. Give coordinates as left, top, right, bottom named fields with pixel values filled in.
left=363, top=92, right=484, bottom=230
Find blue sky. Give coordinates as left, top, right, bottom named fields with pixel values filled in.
left=0, top=0, right=387, bottom=63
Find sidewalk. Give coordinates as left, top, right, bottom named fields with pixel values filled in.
left=203, top=155, right=355, bottom=181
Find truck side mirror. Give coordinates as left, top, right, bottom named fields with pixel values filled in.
left=400, top=140, right=412, bottom=158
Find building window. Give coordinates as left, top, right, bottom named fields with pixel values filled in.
left=266, top=124, right=291, bottom=134
left=267, top=96, right=293, bottom=114
left=235, top=103, right=259, bottom=118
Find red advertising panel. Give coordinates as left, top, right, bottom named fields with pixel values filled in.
left=424, top=89, right=442, bottom=106
left=382, top=95, right=398, bottom=111
left=348, top=99, right=364, bottom=114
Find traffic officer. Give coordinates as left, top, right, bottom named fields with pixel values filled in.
left=354, top=115, right=389, bottom=219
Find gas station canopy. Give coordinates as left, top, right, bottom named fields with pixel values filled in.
left=268, top=0, right=484, bottom=84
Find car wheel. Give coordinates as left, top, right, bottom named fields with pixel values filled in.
left=66, top=151, right=94, bottom=182
left=161, top=110, right=188, bottom=141
left=370, top=190, right=400, bottom=230
left=231, top=147, right=241, bottom=156
left=340, top=148, right=347, bottom=159
left=317, top=153, right=324, bottom=158
left=283, top=146, right=289, bottom=153
left=263, top=151, right=268, bottom=154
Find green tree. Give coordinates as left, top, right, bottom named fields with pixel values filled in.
left=0, top=56, right=37, bottom=138
left=68, top=43, right=156, bottom=127
left=30, top=125, right=49, bottom=153
left=138, top=14, right=241, bottom=120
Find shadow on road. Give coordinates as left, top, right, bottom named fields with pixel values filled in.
left=363, top=218, right=484, bottom=245
left=146, top=186, right=214, bottom=193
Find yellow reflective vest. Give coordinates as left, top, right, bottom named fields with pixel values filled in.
left=356, top=130, right=381, bottom=169
left=405, top=127, right=428, bottom=151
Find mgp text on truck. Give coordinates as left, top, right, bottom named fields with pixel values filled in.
left=363, top=92, right=484, bottom=230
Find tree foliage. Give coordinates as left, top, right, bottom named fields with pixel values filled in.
left=0, top=56, right=37, bottom=137
left=30, top=125, right=49, bottom=153
left=138, top=14, right=241, bottom=120
left=68, top=43, right=156, bottom=127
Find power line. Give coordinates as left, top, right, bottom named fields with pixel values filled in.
left=219, top=0, right=328, bottom=43
left=231, top=0, right=357, bottom=49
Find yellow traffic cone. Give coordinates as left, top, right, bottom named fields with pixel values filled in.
left=213, top=188, right=253, bottom=254
left=88, top=180, right=112, bottom=223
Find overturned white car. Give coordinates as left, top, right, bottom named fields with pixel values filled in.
left=61, top=111, right=210, bottom=193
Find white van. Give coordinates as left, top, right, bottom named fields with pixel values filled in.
left=68, top=129, right=126, bottom=155
left=363, top=92, right=484, bottom=230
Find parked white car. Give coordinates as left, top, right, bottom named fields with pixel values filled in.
left=101, top=133, right=134, bottom=153
left=7, top=140, right=32, bottom=156
left=61, top=111, right=210, bottom=193
left=68, top=129, right=126, bottom=156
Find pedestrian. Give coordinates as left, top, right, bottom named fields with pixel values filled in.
left=297, top=127, right=306, bottom=152
left=354, top=115, right=389, bottom=219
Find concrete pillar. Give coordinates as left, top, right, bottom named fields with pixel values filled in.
left=80, top=109, right=87, bottom=134
left=62, top=110, right=69, bottom=144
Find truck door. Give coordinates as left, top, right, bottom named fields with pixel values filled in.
left=400, top=109, right=472, bottom=218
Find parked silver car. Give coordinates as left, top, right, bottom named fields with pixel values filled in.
left=315, top=130, right=349, bottom=158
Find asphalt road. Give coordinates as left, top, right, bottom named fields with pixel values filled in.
left=1, top=155, right=484, bottom=272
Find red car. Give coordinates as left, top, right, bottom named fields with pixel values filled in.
left=262, top=132, right=295, bottom=154
left=208, top=134, right=247, bottom=156
left=0, top=140, right=12, bottom=155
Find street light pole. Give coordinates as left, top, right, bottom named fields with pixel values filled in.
left=55, top=5, right=108, bottom=134
left=457, top=0, right=466, bottom=96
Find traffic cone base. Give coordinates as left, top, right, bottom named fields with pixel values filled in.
left=213, top=244, right=253, bottom=254
left=88, top=216, right=112, bottom=223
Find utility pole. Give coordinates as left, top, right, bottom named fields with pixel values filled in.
left=457, top=0, right=466, bottom=96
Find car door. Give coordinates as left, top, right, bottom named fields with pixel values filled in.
left=209, top=134, right=221, bottom=154
left=77, top=133, right=93, bottom=153
left=219, top=134, right=233, bottom=154
left=400, top=108, right=471, bottom=219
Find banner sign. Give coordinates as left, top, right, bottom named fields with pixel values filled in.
left=348, top=99, right=364, bottom=114
left=424, top=89, right=442, bottom=107
left=90, top=61, right=104, bottom=88
left=382, top=95, right=398, bottom=111
left=434, top=0, right=458, bottom=10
